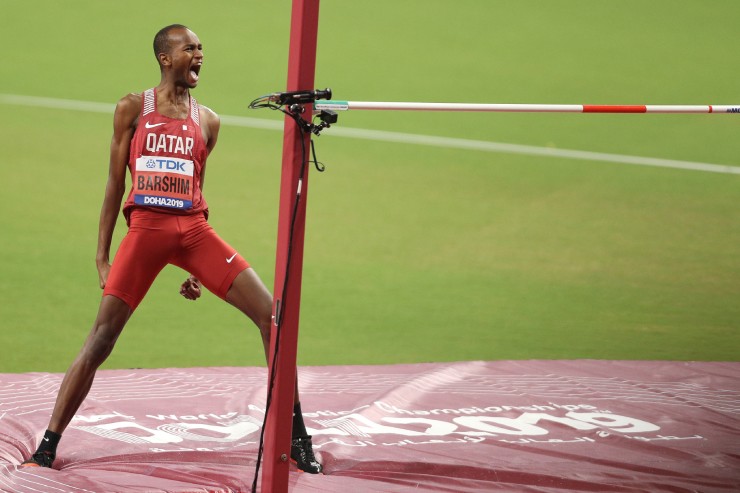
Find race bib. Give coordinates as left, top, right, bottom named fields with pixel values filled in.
left=133, top=156, right=194, bottom=210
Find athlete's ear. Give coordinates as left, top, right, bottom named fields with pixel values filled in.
left=158, top=52, right=172, bottom=68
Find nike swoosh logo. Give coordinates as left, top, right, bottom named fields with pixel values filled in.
left=226, top=253, right=238, bottom=264
left=43, top=437, right=50, bottom=442
left=145, top=121, right=166, bottom=128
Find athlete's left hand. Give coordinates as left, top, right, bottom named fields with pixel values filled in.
left=180, top=275, right=202, bottom=300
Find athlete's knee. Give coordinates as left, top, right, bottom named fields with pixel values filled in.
left=78, top=295, right=130, bottom=366
left=81, top=310, right=128, bottom=366
left=81, top=320, right=124, bottom=367
left=257, top=315, right=272, bottom=341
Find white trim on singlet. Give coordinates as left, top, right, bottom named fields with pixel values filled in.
left=190, top=96, right=200, bottom=126
left=142, top=88, right=199, bottom=126
left=143, top=88, right=155, bottom=116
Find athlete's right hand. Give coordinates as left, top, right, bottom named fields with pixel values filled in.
left=97, top=261, right=112, bottom=289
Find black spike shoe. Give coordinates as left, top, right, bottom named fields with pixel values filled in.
left=291, top=435, right=323, bottom=474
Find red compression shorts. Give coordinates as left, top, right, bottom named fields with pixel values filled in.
left=104, top=209, right=250, bottom=310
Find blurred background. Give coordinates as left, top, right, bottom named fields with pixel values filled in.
left=1, top=0, right=738, bottom=371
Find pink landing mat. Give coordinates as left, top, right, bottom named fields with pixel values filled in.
left=1, top=360, right=738, bottom=492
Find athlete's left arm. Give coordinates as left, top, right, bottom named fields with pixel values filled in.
left=198, top=104, right=221, bottom=191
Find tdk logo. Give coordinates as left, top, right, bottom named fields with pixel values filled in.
left=149, top=159, right=188, bottom=172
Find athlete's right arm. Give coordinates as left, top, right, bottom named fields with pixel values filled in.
left=96, top=94, right=140, bottom=289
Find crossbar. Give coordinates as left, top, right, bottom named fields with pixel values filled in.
left=315, top=101, right=740, bottom=114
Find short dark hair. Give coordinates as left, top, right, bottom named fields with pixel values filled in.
left=153, top=24, right=189, bottom=63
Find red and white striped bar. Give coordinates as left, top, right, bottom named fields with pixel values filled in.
left=315, top=101, right=740, bottom=114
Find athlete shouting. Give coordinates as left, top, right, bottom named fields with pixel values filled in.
left=21, top=24, right=322, bottom=474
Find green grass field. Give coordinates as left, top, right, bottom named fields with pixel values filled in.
left=1, top=0, right=738, bottom=372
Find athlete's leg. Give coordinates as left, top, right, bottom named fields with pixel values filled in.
left=24, top=211, right=173, bottom=466
left=225, top=269, right=322, bottom=473
left=53, top=210, right=174, bottom=426
left=224, top=268, right=300, bottom=404
left=176, top=218, right=321, bottom=472
left=48, top=295, right=132, bottom=434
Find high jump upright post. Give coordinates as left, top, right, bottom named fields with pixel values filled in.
left=262, top=0, right=321, bottom=492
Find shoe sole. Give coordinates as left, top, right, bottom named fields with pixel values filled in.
left=290, top=458, right=323, bottom=474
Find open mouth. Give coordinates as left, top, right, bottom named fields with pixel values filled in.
left=189, top=64, right=201, bottom=83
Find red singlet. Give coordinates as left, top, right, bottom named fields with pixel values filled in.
left=123, top=88, right=209, bottom=221
left=105, top=89, right=249, bottom=310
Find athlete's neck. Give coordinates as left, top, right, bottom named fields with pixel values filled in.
left=155, top=84, right=190, bottom=120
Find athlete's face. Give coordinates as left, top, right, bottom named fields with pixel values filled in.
left=164, top=28, right=203, bottom=88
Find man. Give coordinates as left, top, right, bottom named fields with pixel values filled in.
left=21, top=24, right=322, bottom=474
